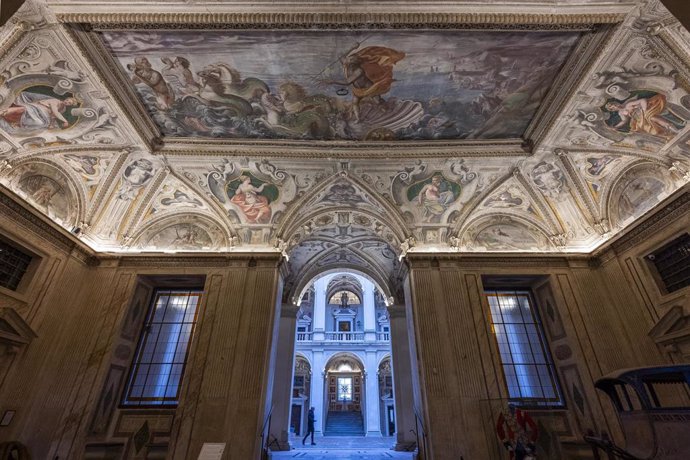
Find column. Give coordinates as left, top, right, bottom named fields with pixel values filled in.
left=267, top=304, right=299, bottom=450
left=362, top=279, right=377, bottom=341
left=389, top=305, right=417, bottom=450
left=313, top=278, right=327, bottom=341
left=310, top=349, right=326, bottom=434
left=364, top=350, right=382, bottom=436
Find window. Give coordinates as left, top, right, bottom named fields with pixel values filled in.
left=337, top=377, right=353, bottom=402
left=486, top=290, right=563, bottom=407
left=647, top=233, right=690, bottom=294
left=122, top=289, right=202, bottom=406
left=0, top=239, right=33, bottom=291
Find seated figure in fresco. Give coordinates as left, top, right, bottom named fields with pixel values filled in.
left=0, top=91, right=79, bottom=132
left=417, top=174, right=456, bottom=223
left=604, top=91, right=686, bottom=140
left=230, top=175, right=272, bottom=224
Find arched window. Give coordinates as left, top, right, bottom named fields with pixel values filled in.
left=328, top=290, right=360, bottom=306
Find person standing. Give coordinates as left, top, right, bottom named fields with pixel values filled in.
left=302, top=407, right=316, bottom=446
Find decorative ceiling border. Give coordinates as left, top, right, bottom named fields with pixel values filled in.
left=65, top=24, right=160, bottom=150
left=56, top=11, right=627, bottom=28
left=526, top=24, right=617, bottom=149
left=158, top=139, right=529, bottom=159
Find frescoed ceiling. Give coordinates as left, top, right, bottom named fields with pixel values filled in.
left=0, top=0, right=690, bottom=289
left=99, top=29, right=582, bottom=142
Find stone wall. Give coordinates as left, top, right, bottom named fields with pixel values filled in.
left=405, top=186, right=690, bottom=459
left=0, top=185, right=688, bottom=459
left=0, top=189, right=283, bottom=459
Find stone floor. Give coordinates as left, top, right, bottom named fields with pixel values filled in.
left=268, top=435, right=416, bottom=460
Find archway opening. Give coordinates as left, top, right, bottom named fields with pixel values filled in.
left=289, top=270, right=396, bottom=449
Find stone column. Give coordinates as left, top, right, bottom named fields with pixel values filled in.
left=362, top=279, right=377, bottom=342
left=313, top=278, right=327, bottom=341
left=267, top=303, right=299, bottom=450
left=364, top=350, right=382, bottom=436
left=389, top=305, right=417, bottom=450
left=310, top=349, right=326, bottom=434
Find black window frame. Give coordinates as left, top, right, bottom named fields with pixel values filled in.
left=485, top=289, right=565, bottom=409
left=120, top=288, right=202, bottom=408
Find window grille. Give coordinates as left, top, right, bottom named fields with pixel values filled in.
left=122, top=289, right=201, bottom=406
left=0, top=239, right=32, bottom=291
left=648, top=233, right=690, bottom=294
left=337, top=377, right=353, bottom=402
left=486, top=290, right=563, bottom=407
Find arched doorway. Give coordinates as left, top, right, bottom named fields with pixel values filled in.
left=265, top=174, right=420, bottom=455
left=324, top=353, right=365, bottom=436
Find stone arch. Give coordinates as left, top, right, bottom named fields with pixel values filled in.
left=459, top=213, right=554, bottom=252
left=294, top=267, right=391, bottom=308
left=603, top=160, right=674, bottom=229
left=276, top=171, right=410, bottom=244
left=2, top=158, right=85, bottom=228
left=377, top=353, right=392, bottom=369
left=326, top=274, right=364, bottom=305
left=128, top=211, right=231, bottom=251
left=324, top=351, right=366, bottom=374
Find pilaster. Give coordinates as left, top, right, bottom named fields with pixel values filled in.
left=267, top=303, right=300, bottom=451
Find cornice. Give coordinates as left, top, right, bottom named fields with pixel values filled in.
left=604, top=186, right=690, bottom=255
left=109, top=252, right=282, bottom=268
left=527, top=23, right=618, bottom=148
left=406, top=253, right=572, bottom=268
left=64, top=24, right=160, bottom=150
left=57, top=11, right=628, bottom=27
left=0, top=20, right=35, bottom=64
left=0, top=184, right=97, bottom=261
left=159, top=139, right=528, bottom=159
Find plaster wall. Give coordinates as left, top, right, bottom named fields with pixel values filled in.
left=0, top=186, right=688, bottom=459
left=0, top=191, right=283, bottom=459
left=404, top=189, right=690, bottom=459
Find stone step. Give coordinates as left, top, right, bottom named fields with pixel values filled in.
left=325, top=411, right=364, bottom=436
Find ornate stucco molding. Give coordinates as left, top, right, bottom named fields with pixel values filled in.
left=602, top=185, right=690, bottom=255
left=109, top=252, right=282, bottom=268
left=55, top=11, right=628, bottom=27
left=526, top=24, right=618, bottom=148
left=159, top=139, right=529, bottom=159
left=0, top=184, right=96, bottom=261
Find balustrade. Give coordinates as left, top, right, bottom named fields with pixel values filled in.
left=296, top=331, right=392, bottom=342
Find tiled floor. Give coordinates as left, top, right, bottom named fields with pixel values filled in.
left=269, top=436, right=416, bottom=460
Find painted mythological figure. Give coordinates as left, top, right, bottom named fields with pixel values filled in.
left=230, top=175, right=272, bottom=224
left=327, top=43, right=406, bottom=122
left=603, top=91, right=685, bottom=140
left=0, top=90, right=79, bottom=132
left=417, top=174, right=456, bottom=222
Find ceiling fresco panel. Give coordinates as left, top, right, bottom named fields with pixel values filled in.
left=98, top=29, right=582, bottom=142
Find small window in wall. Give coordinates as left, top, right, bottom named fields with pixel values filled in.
left=0, top=239, right=33, bottom=291
left=337, top=377, right=353, bottom=402
left=122, top=289, right=202, bottom=406
left=647, top=233, right=690, bottom=294
left=486, top=290, right=563, bottom=407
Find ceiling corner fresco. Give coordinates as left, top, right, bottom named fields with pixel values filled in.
left=0, top=0, right=689, bottom=284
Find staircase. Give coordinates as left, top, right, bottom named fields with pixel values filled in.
left=324, top=411, right=365, bottom=436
